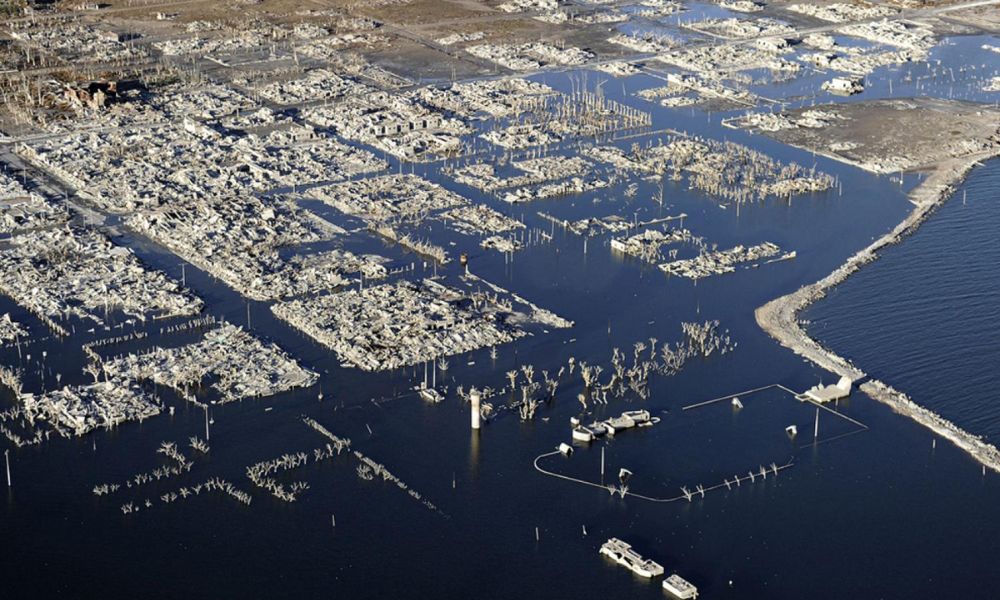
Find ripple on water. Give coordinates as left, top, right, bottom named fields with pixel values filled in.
left=808, top=159, right=1000, bottom=440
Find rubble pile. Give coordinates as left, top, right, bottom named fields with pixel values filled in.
left=608, top=32, right=677, bottom=54
left=481, top=235, right=524, bottom=253
left=307, top=174, right=468, bottom=223
left=10, top=22, right=147, bottom=63
left=0, top=313, right=27, bottom=342
left=685, top=17, right=794, bottom=39
left=799, top=46, right=928, bottom=77
left=838, top=20, right=935, bottom=52
left=22, top=381, right=162, bottom=437
left=272, top=279, right=533, bottom=371
left=254, top=69, right=369, bottom=105
left=502, top=176, right=611, bottom=203
left=610, top=227, right=697, bottom=263
left=151, top=84, right=255, bottom=121
left=481, top=92, right=651, bottom=149
left=153, top=30, right=269, bottom=56
left=541, top=213, right=642, bottom=237
left=0, top=185, right=68, bottom=235
left=466, top=42, right=594, bottom=71
left=127, top=195, right=380, bottom=301
left=303, top=91, right=471, bottom=161
left=296, top=32, right=386, bottom=57
left=440, top=204, right=524, bottom=235
left=593, top=61, right=642, bottom=77
left=448, top=155, right=592, bottom=192
left=103, top=323, right=318, bottom=404
left=19, top=121, right=386, bottom=213
left=417, top=78, right=555, bottom=118
left=435, top=31, right=484, bottom=46
left=654, top=44, right=799, bottom=79
left=574, top=11, right=629, bottom=24
left=632, top=0, right=683, bottom=16
left=498, top=0, right=557, bottom=12
left=638, top=73, right=758, bottom=108
left=659, top=242, right=783, bottom=278
left=786, top=2, right=897, bottom=22
left=583, top=137, right=833, bottom=202
left=372, top=225, right=450, bottom=263
left=721, top=0, right=764, bottom=13
left=0, top=227, right=202, bottom=332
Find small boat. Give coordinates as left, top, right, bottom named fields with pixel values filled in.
left=622, top=410, right=651, bottom=423
left=588, top=422, right=609, bottom=438
left=599, top=538, right=664, bottom=578
left=419, top=387, right=443, bottom=403
left=604, top=415, right=636, bottom=434
left=572, top=426, right=596, bottom=443
left=663, top=574, right=698, bottom=599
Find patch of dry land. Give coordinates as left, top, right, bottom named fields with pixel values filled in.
left=941, top=3, right=1000, bottom=32
left=737, top=98, right=1000, bottom=174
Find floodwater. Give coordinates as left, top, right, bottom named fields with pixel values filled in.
left=2, top=29, right=1000, bottom=600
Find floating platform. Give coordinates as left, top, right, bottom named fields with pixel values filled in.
left=599, top=538, right=664, bottom=578
left=662, top=574, right=698, bottom=599
left=572, top=426, right=596, bottom=442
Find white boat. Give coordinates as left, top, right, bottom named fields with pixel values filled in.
left=418, top=387, right=443, bottom=403
left=662, top=574, right=698, bottom=598
left=588, top=422, right=609, bottom=438
left=622, top=409, right=651, bottom=423
left=604, top=415, right=636, bottom=434
left=572, top=426, right=595, bottom=442
left=599, top=538, right=664, bottom=578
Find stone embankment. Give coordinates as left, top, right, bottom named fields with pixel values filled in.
left=756, top=151, right=1000, bottom=473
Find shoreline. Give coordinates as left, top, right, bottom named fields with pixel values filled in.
left=756, top=150, right=1000, bottom=473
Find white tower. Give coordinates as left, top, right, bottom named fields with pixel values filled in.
left=471, top=389, right=481, bottom=430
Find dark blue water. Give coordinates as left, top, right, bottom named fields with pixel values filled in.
left=808, top=158, right=1000, bottom=441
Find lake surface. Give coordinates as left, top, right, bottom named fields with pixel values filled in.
left=808, top=158, right=1000, bottom=442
